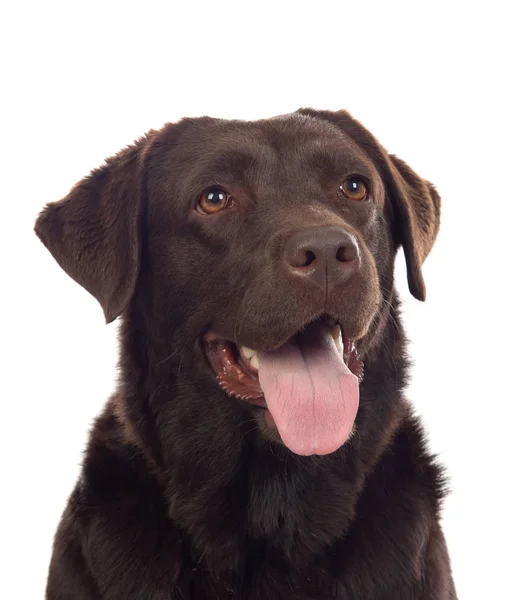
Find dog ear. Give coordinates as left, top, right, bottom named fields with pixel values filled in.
left=384, top=153, right=441, bottom=301
left=297, top=108, right=441, bottom=301
left=34, top=133, right=154, bottom=322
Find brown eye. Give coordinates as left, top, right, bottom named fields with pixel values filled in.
left=197, top=188, right=232, bottom=214
left=340, top=177, right=368, bottom=201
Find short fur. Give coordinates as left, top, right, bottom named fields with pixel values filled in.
left=35, top=109, right=456, bottom=599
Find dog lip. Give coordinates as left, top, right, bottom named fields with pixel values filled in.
left=203, top=333, right=266, bottom=406
left=202, top=316, right=364, bottom=406
left=203, top=314, right=345, bottom=354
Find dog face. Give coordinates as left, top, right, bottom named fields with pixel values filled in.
left=35, top=109, right=440, bottom=457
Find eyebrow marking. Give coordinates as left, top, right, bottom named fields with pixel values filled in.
left=305, top=145, right=374, bottom=179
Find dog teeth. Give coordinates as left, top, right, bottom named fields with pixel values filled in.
left=242, top=346, right=256, bottom=360
left=250, top=353, right=260, bottom=370
left=331, top=324, right=344, bottom=356
left=240, top=346, right=260, bottom=371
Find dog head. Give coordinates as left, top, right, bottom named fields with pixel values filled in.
left=35, top=109, right=440, bottom=457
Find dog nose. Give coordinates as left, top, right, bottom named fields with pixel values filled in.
left=283, top=226, right=360, bottom=290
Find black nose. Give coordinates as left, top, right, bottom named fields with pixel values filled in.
left=283, top=226, right=360, bottom=291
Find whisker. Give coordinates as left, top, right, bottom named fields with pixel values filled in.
left=239, top=424, right=259, bottom=444
left=176, top=347, right=188, bottom=380
left=236, top=417, right=258, bottom=430
left=380, top=296, right=401, bottom=334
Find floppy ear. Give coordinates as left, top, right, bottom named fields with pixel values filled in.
left=297, top=108, right=441, bottom=301
left=384, top=153, right=441, bottom=301
left=34, top=133, right=154, bottom=322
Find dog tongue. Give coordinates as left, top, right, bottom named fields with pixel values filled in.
left=258, top=322, right=359, bottom=456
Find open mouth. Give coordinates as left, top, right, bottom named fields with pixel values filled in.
left=203, top=316, right=364, bottom=456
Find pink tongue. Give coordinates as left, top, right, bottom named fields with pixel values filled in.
left=258, top=323, right=359, bottom=456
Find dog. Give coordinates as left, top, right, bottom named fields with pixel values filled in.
left=35, top=108, right=456, bottom=599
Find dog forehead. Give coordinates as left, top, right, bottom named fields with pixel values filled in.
left=152, top=113, right=377, bottom=190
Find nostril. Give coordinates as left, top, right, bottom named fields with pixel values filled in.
left=283, top=227, right=359, bottom=288
left=287, top=248, right=316, bottom=268
left=303, top=250, right=315, bottom=267
left=336, top=246, right=355, bottom=262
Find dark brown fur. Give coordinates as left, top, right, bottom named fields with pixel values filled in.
left=35, top=109, right=456, bottom=599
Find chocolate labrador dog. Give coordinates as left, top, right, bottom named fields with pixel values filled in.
left=35, top=109, right=456, bottom=599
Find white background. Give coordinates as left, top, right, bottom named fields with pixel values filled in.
left=1, top=1, right=521, bottom=598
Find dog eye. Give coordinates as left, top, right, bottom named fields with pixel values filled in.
left=340, top=177, right=368, bottom=201
left=197, top=188, right=232, bottom=214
